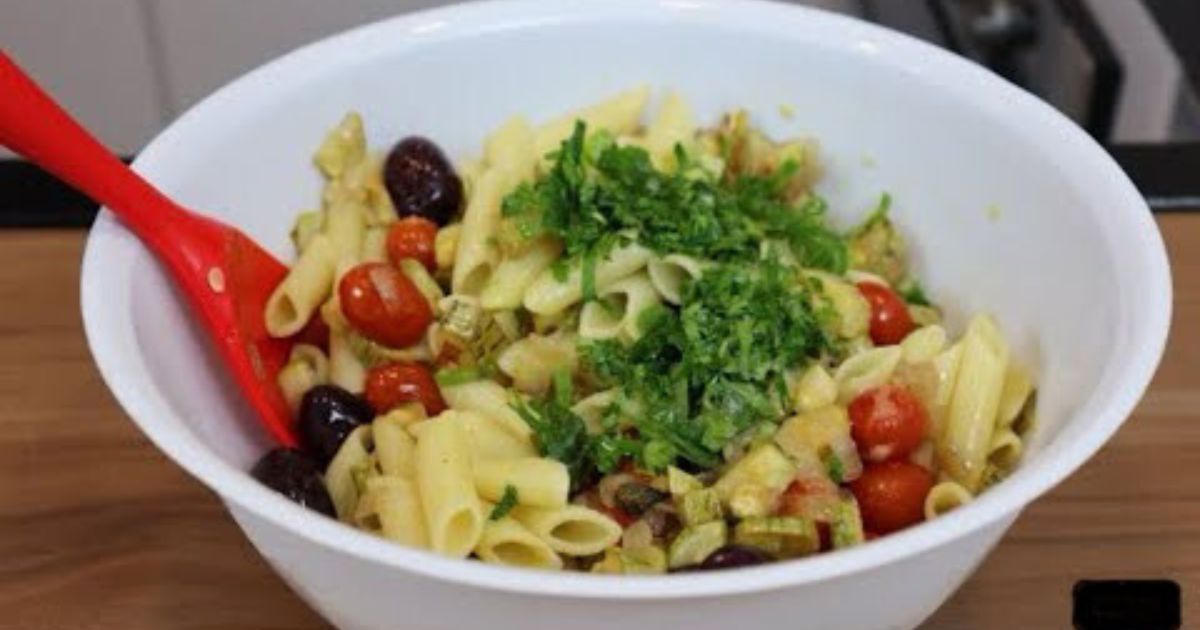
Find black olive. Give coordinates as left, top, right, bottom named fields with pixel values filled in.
left=697, top=545, right=772, bottom=571
left=643, top=505, right=683, bottom=541
left=250, top=448, right=336, bottom=518
left=298, top=385, right=374, bottom=467
left=384, top=136, right=462, bottom=226
left=614, top=482, right=669, bottom=517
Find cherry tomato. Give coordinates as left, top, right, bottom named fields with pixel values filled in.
left=857, top=281, right=914, bottom=345
left=338, top=262, right=432, bottom=348
left=364, top=362, right=446, bottom=415
left=292, top=313, right=330, bottom=351
left=386, top=216, right=438, bottom=272
left=848, top=460, right=933, bottom=534
left=849, top=384, right=928, bottom=463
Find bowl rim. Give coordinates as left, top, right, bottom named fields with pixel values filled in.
left=81, top=0, right=1172, bottom=599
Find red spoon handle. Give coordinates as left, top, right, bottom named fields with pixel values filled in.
left=0, top=50, right=198, bottom=248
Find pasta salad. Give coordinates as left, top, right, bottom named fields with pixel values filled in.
left=250, top=88, right=1036, bottom=573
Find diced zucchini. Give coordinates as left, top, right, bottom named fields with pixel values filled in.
left=668, top=466, right=704, bottom=496
left=792, top=364, right=837, bottom=412
left=589, top=548, right=624, bottom=574
left=676, top=488, right=723, bottom=527
left=734, top=516, right=820, bottom=558
left=591, top=546, right=670, bottom=575
left=831, top=492, right=866, bottom=549
left=713, top=444, right=796, bottom=518
left=847, top=202, right=908, bottom=287
left=668, top=521, right=728, bottom=569
left=774, top=405, right=862, bottom=483
left=805, top=271, right=871, bottom=339
left=621, top=546, right=668, bottom=574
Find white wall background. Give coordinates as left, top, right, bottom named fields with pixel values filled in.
left=0, top=0, right=1183, bottom=154
left=0, top=0, right=857, bottom=155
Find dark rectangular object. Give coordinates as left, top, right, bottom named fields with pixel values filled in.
left=1073, top=580, right=1181, bottom=630
left=0, top=158, right=102, bottom=228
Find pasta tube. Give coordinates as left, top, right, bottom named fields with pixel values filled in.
left=578, top=273, right=662, bottom=341
left=416, top=417, right=486, bottom=557
left=523, top=242, right=653, bottom=315
left=474, top=517, right=563, bottom=570
left=474, top=457, right=569, bottom=508
left=511, top=505, right=622, bottom=557
left=264, top=235, right=337, bottom=337
left=937, top=315, right=1010, bottom=491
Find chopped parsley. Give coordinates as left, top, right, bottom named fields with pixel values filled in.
left=503, top=121, right=848, bottom=298
left=826, top=454, right=845, bottom=484
left=489, top=485, right=519, bottom=521
left=505, top=119, right=858, bottom=477
left=582, top=258, right=838, bottom=471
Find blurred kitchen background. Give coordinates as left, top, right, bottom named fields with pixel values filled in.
left=2, top=0, right=1198, bottom=211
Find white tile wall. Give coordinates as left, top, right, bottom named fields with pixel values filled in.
left=1, top=0, right=165, bottom=155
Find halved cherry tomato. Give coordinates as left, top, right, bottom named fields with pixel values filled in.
left=364, top=362, right=446, bottom=415
left=292, top=313, right=330, bottom=351
left=338, top=262, right=432, bottom=348
left=857, top=281, right=914, bottom=345
left=848, top=460, right=933, bottom=534
left=386, top=216, right=438, bottom=272
left=848, top=383, right=928, bottom=463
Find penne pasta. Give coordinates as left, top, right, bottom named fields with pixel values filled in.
left=923, top=481, right=973, bottom=520
left=374, top=408, right=422, bottom=478
left=646, top=254, right=707, bottom=304
left=534, top=86, right=651, bottom=161
left=996, top=363, right=1034, bottom=429
left=987, top=428, right=1023, bottom=469
left=474, top=457, right=570, bottom=508
left=497, top=334, right=578, bottom=395
left=313, top=112, right=366, bottom=179
left=276, top=343, right=329, bottom=411
left=327, top=325, right=368, bottom=394
left=900, top=325, right=948, bottom=363
left=456, top=410, right=538, bottom=461
left=523, top=242, right=653, bottom=315
left=480, top=236, right=563, bottom=310
left=484, top=116, right=537, bottom=182
left=323, top=199, right=367, bottom=268
left=834, top=346, right=903, bottom=404
left=357, top=476, right=429, bottom=548
left=643, top=90, right=696, bottom=171
left=511, top=505, right=623, bottom=557
left=440, top=380, right=534, bottom=441
left=578, top=273, right=662, bottom=342
left=360, top=225, right=389, bottom=263
left=416, top=416, right=486, bottom=557
left=264, top=235, right=337, bottom=337
left=452, top=168, right=511, bottom=295
left=325, top=425, right=374, bottom=521
left=571, top=389, right=620, bottom=435
left=937, top=315, right=1010, bottom=491
left=474, top=517, right=563, bottom=570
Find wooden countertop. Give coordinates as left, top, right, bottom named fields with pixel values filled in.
left=2, top=216, right=1196, bottom=629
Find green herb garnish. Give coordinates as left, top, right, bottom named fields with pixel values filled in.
left=502, top=121, right=849, bottom=276
left=489, top=485, right=519, bottom=521
left=434, top=366, right=483, bottom=387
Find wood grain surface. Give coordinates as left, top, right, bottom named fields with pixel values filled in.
left=1, top=217, right=1196, bottom=629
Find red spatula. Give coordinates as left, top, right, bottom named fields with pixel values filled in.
left=0, top=51, right=299, bottom=447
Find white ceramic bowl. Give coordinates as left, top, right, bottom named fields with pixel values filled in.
left=81, top=1, right=1172, bottom=628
